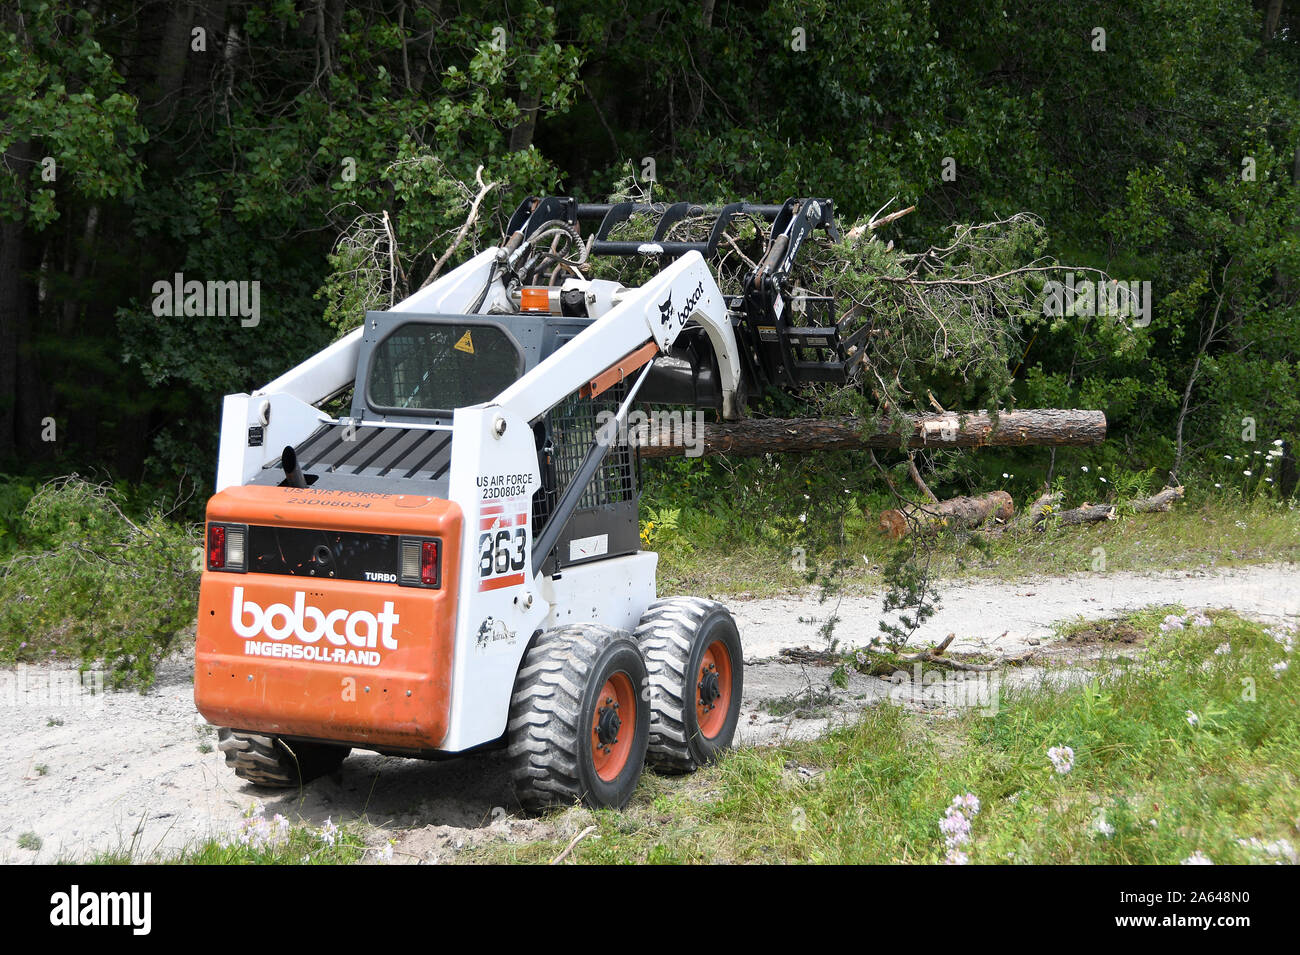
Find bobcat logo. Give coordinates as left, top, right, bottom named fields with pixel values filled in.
left=476, top=616, right=514, bottom=649
left=658, top=294, right=673, bottom=327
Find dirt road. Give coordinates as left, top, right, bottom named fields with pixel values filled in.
left=2, top=563, right=1295, bottom=863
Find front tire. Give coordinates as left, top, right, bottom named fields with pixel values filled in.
left=636, top=597, right=744, bottom=774
left=217, top=729, right=350, bottom=788
left=507, top=625, right=650, bottom=812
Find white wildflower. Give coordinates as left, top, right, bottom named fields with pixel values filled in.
left=1047, top=745, right=1074, bottom=775
left=319, top=817, right=339, bottom=847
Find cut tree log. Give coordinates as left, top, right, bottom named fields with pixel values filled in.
left=633, top=409, right=1106, bottom=458
left=879, top=490, right=1014, bottom=539
left=1005, top=488, right=1061, bottom=533
left=1054, top=502, right=1117, bottom=526
left=1043, top=486, right=1185, bottom=527
left=1026, top=489, right=1063, bottom=524
left=1130, top=485, right=1185, bottom=512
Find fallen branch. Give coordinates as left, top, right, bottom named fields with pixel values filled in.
left=550, top=825, right=597, bottom=865
left=906, top=453, right=939, bottom=503
left=422, top=165, right=498, bottom=287
left=634, top=409, right=1107, bottom=458
left=898, top=648, right=1036, bottom=671
left=884, top=634, right=1035, bottom=672
left=846, top=203, right=917, bottom=241
left=778, top=646, right=839, bottom=666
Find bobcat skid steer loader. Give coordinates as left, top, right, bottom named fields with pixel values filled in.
left=195, top=196, right=853, bottom=809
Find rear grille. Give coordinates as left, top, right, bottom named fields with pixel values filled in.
left=245, top=526, right=401, bottom=583
left=266, top=424, right=452, bottom=482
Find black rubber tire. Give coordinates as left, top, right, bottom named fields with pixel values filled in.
left=635, top=597, right=744, bottom=774
left=216, top=728, right=350, bottom=788
left=507, top=625, right=650, bottom=812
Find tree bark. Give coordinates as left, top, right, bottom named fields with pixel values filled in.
left=509, top=89, right=541, bottom=153
left=1053, top=503, right=1117, bottom=526
left=1129, top=485, right=1185, bottom=513
left=633, top=409, right=1106, bottom=458
left=879, top=491, right=1014, bottom=539
left=1046, top=486, right=1184, bottom=527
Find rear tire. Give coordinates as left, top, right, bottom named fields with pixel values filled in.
left=507, top=625, right=650, bottom=812
left=636, top=597, right=744, bottom=774
left=216, top=729, right=350, bottom=788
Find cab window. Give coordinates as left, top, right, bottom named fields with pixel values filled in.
left=367, top=322, right=521, bottom=414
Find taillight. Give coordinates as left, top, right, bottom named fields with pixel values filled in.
left=207, top=525, right=225, bottom=569
left=206, top=523, right=247, bottom=572
left=421, top=540, right=439, bottom=585
left=399, top=537, right=440, bottom=588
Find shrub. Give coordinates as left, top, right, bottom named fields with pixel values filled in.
left=0, top=476, right=199, bottom=688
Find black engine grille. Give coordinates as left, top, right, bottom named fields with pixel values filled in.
left=245, top=525, right=400, bottom=582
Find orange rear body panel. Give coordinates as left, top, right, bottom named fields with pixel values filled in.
left=194, top=485, right=462, bottom=751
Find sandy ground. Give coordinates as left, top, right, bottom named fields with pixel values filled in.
left=1, top=562, right=1295, bottom=863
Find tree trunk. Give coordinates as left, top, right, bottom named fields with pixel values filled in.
left=1054, top=503, right=1117, bottom=526
left=1046, top=486, right=1183, bottom=527
left=1129, top=485, right=1185, bottom=513
left=0, top=139, right=37, bottom=461
left=0, top=217, right=24, bottom=460
left=509, top=90, right=542, bottom=153
left=879, top=491, right=1014, bottom=538
left=634, top=409, right=1106, bottom=458
left=1264, top=0, right=1284, bottom=41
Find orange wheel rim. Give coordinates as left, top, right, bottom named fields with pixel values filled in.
left=592, top=671, right=636, bottom=782
left=696, top=641, right=733, bottom=739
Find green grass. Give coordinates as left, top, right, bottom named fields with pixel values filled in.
left=654, top=497, right=1300, bottom=596
left=464, top=609, right=1299, bottom=864
left=84, top=817, right=370, bottom=865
